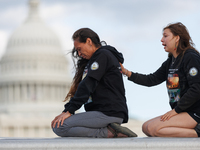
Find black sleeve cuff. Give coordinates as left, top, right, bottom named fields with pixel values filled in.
left=62, top=102, right=75, bottom=114
left=62, top=108, right=75, bottom=114
left=128, top=72, right=137, bottom=82
left=175, top=106, right=182, bottom=113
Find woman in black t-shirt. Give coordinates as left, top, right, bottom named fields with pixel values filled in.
left=51, top=28, right=137, bottom=138
left=121, top=22, right=200, bottom=137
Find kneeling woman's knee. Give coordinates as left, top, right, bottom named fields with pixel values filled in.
left=52, top=125, right=67, bottom=137
left=146, top=123, right=157, bottom=137
left=142, top=122, right=147, bottom=133
left=142, top=121, right=154, bottom=136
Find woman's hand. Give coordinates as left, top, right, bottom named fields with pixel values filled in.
left=119, top=63, right=126, bottom=74
left=51, top=111, right=71, bottom=128
left=160, top=109, right=178, bottom=121
left=120, top=63, right=132, bottom=77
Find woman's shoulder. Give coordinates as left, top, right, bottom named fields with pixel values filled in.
left=183, top=49, right=200, bottom=63
left=97, top=47, right=113, bottom=55
left=90, top=47, right=112, bottom=62
left=95, top=46, right=118, bottom=59
left=184, top=49, right=200, bottom=57
left=93, top=47, right=108, bottom=55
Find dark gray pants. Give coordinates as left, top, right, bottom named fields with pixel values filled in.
left=52, top=111, right=123, bottom=138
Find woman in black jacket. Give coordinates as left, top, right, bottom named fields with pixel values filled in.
left=121, top=22, right=200, bottom=137
left=51, top=28, right=137, bottom=138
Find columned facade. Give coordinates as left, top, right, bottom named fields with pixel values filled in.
left=0, top=0, right=71, bottom=137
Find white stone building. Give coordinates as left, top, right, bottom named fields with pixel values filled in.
left=0, top=0, right=146, bottom=138
left=0, top=0, right=71, bottom=137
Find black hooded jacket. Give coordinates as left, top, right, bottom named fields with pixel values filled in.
left=128, top=49, right=200, bottom=115
left=63, top=45, right=128, bottom=123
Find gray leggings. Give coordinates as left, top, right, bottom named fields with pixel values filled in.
left=52, top=111, right=123, bottom=138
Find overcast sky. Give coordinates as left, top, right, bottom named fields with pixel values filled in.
left=0, top=0, right=200, bottom=121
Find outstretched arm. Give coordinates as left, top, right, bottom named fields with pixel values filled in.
left=120, top=63, right=132, bottom=77
left=120, top=59, right=169, bottom=87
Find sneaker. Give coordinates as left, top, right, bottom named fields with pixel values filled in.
left=107, top=123, right=137, bottom=138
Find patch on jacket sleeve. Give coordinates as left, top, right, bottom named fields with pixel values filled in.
left=189, top=67, right=198, bottom=76
left=91, top=62, right=99, bottom=70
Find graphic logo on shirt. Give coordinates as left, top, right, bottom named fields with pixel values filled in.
left=167, top=74, right=179, bottom=89
left=167, top=73, right=180, bottom=103
left=91, top=62, right=99, bottom=70
left=168, top=89, right=180, bottom=103
left=189, top=67, right=198, bottom=76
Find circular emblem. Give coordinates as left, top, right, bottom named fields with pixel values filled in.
left=189, top=67, right=198, bottom=76
left=91, top=62, right=99, bottom=70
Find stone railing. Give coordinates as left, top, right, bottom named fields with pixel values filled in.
left=0, top=137, right=200, bottom=150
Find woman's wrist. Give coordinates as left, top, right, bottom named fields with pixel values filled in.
left=123, top=69, right=131, bottom=78
left=126, top=70, right=131, bottom=78
left=66, top=111, right=72, bottom=116
left=124, top=69, right=128, bottom=76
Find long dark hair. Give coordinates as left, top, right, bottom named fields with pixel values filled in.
left=64, top=28, right=101, bottom=101
left=164, top=22, right=199, bottom=57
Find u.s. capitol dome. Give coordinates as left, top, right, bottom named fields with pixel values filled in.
left=0, top=0, right=71, bottom=137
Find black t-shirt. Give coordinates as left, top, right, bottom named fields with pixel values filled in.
left=167, top=57, right=181, bottom=109
left=64, top=46, right=128, bottom=123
